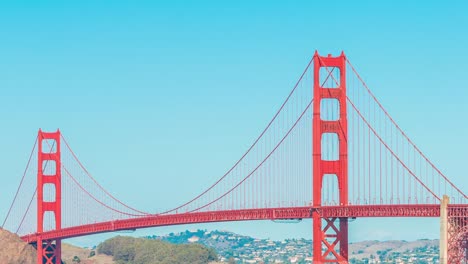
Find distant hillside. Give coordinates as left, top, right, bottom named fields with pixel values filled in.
left=146, top=229, right=317, bottom=262
left=97, top=236, right=218, bottom=264
left=146, top=229, right=440, bottom=263
left=349, top=239, right=439, bottom=263
left=0, top=228, right=36, bottom=264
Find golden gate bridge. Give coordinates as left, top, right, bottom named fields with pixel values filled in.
left=2, top=51, right=467, bottom=263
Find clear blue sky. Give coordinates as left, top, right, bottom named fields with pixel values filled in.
left=1, top=1, right=467, bottom=246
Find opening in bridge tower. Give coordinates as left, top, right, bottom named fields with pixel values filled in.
left=37, top=130, right=62, bottom=264
left=312, top=51, right=349, bottom=263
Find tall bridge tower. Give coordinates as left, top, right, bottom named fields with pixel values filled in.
left=312, top=52, right=349, bottom=263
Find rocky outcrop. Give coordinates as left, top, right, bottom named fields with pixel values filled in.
left=0, top=228, right=36, bottom=264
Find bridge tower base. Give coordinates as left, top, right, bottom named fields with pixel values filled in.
left=312, top=52, right=349, bottom=263
left=447, top=204, right=468, bottom=264
left=37, top=130, right=62, bottom=264
left=36, top=240, right=62, bottom=264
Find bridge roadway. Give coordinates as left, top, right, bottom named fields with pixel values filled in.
left=21, top=204, right=468, bottom=243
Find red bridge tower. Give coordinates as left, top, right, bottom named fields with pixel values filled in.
left=312, top=52, right=349, bottom=263
left=37, top=130, right=62, bottom=264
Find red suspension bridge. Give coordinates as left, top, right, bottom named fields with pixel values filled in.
left=2, top=51, right=467, bottom=264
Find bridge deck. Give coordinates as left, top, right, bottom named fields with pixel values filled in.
left=21, top=204, right=468, bottom=243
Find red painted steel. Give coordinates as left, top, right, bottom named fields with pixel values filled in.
left=37, top=130, right=62, bottom=264
left=313, top=51, right=349, bottom=263
left=22, top=204, right=465, bottom=244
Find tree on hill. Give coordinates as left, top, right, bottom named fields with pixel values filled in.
left=72, top=256, right=81, bottom=263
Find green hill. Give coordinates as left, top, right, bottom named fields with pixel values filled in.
left=97, top=236, right=218, bottom=264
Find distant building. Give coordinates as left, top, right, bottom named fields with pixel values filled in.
left=188, top=236, right=199, bottom=243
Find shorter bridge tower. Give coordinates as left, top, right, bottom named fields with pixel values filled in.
left=37, top=130, right=62, bottom=264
